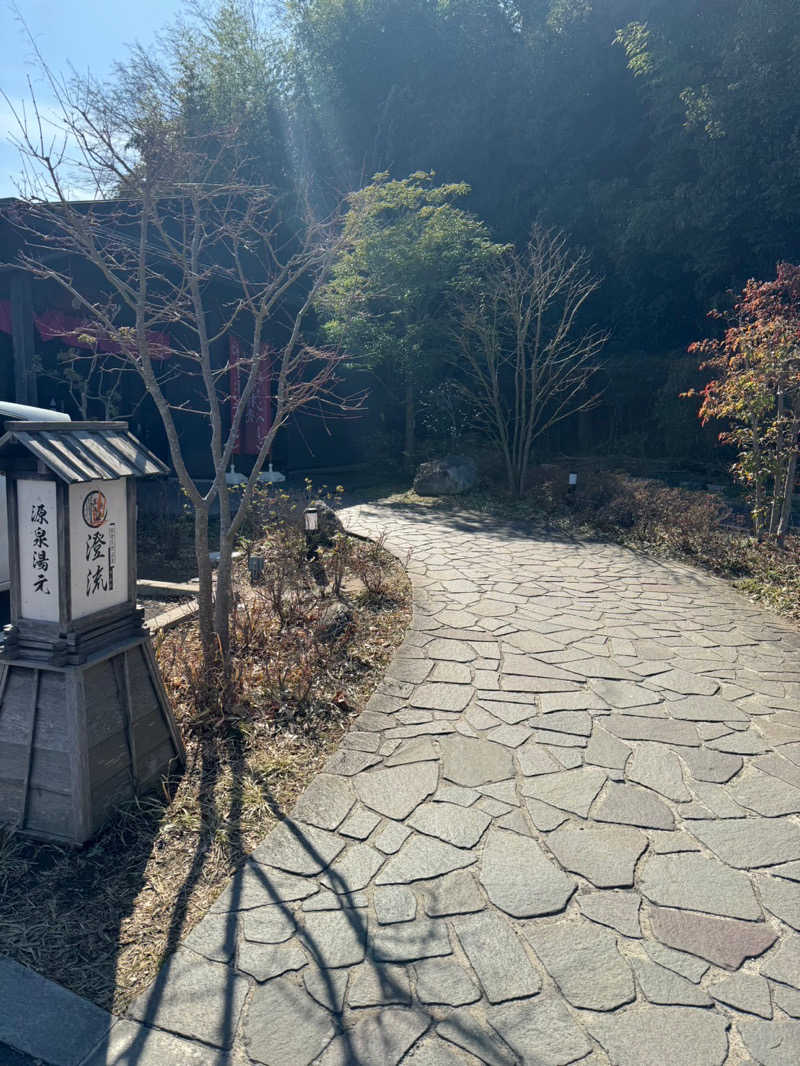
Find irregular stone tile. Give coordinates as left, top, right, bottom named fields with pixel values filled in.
left=547, top=745, right=584, bottom=769
left=303, top=966, right=349, bottom=1012
left=729, top=769, right=800, bottom=817
left=390, top=659, right=433, bottom=684
left=586, top=1006, right=729, bottom=1066
left=434, top=783, right=481, bottom=806
left=319, top=1008, right=430, bottom=1066
left=82, top=1019, right=222, bottom=1066
left=761, top=935, right=800, bottom=990
left=758, top=874, right=800, bottom=931
left=376, top=834, right=477, bottom=884
left=238, top=937, right=308, bottom=982
left=411, top=683, right=472, bottom=712
left=321, top=843, right=385, bottom=893
left=480, top=827, right=576, bottom=917
left=640, top=853, right=762, bottom=920
left=773, top=860, right=800, bottom=882
left=517, top=739, right=562, bottom=776
left=347, top=962, right=411, bottom=1007
left=183, top=911, right=241, bottom=962
left=754, top=753, right=800, bottom=791
left=547, top=824, right=648, bottom=888
left=439, top=735, right=515, bottom=786
left=578, top=890, right=642, bottom=938
left=374, top=885, right=417, bottom=925
left=589, top=680, right=662, bottom=707
left=649, top=669, right=720, bottom=696
left=408, top=801, right=492, bottom=849
left=689, top=781, right=745, bottom=819
left=585, top=726, right=632, bottom=770
left=501, top=675, right=581, bottom=693
left=486, top=723, right=530, bottom=747
left=342, top=730, right=382, bottom=752
left=244, top=976, right=335, bottom=1066
left=126, top=948, right=247, bottom=1047
left=643, top=941, right=709, bottom=983
left=251, top=821, right=346, bottom=876
left=425, top=638, right=475, bottom=662
left=626, top=743, right=692, bottom=802
left=650, top=906, right=777, bottom=969
left=414, top=957, right=481, bottom=1006
left=466, top=704, right=502, bottom=730
left=405, top=1035, right=479, bottom=1066
left=429, top=661, right=471, bottom=683
left=540, top=690, right=609, bottom=712
left=437, top=1010, right=517, bottom=1066
left=209, top=861, right=318, bottom=912
left=774, top=984, right=800, bottom=1018
left=385, top=738, right=439, bottom=767
left=709, top=973, right=772, bottom=1019
left=707, top=731, right=771, bottom=755
left=370, top=917, right=452, bottom=962
left=479, top=779, right=519, bottom=804
left=354, top=763, right=438, bottom=820
left=338, top=804, right=382, bottom=840
left=421, top=871, right=486, bottom=917
left=677, top=746, right=743, bottom=783
left=296, top=910, right=366, bottom=968
left=485, top=994, right=593, bottom=1066
left=738, top=1020, right=800, bottom=1066
left=566, top=658, right=637, bottom=680
left=524, top=796, right=570, bottom=830
left=521, top=766, right=607, bottom=817
left=301, top=888, right=368, bottom=912
left=476, top=796, right=510, bottom=817
left=687, top=817, right=800, bottom=869
left=503, top=631, right=565, bottom=655
left=525, top=920, right=634, bottom=1011
left=593, top=781, right=675, bottom=830
left=632, top=958, right=712, bottom=1006
left=603, top=716, right=701, bottom=746
left=240, top=907, right=296, bottom=946
left=497, top=807, right=531, bottom=835
left=480, top=699, right=536, bottom=724
left=291, top=775, right=355, bottom=831
left=386, top=721, right=457, bottom=739
left=323, top=749, right=382, bottom=776
left=453, top=910, right=542, bottom=1003
left=649, top=830, right=701, bottom=853
left=536, top=710, right=593, bottom=736
left=668, top=696, right=749, bottom=722
left=502, top=654, right=581, bottom=680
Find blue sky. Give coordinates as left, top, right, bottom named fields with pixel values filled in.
left=0, top=0, right=186, bottom=197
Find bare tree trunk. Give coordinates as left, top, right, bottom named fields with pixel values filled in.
left=777, top=420, right=799, bottom=543
left=194, top=506, right=215, bottom=663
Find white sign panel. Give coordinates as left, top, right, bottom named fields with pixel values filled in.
left=17, top=478, right=60, bottom=622
left=69, top=478, right=129, bottom=619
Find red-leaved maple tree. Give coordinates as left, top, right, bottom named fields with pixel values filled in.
left=689, top=263, right=800, bottom=540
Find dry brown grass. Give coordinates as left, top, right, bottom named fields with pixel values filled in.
left=0, top=539, right=410, bottom=1013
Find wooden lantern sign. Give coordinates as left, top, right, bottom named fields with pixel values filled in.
left=0, top=421, right=183, bottom=844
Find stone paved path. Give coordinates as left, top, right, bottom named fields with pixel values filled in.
left=117, top=503, right=800, bottom=1066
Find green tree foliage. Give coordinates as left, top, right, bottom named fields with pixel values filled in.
left=317, top=172, right=505, bottom=467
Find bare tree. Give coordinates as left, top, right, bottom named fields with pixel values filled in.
left=455, top=225, right=607, bottom=496
left=4, top=65, right=347, bottom=669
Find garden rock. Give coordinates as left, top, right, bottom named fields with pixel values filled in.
left=413, top=455, right=477, bottom=496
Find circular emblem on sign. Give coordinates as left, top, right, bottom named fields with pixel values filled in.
left=82, top=490, right=108, bottom=528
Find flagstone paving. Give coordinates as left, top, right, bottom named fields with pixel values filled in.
left=116, top=503, right=800, bottom=1064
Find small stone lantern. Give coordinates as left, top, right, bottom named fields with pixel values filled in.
left=0, top=421, right=184, bottom=844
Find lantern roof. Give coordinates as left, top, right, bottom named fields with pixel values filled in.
left=0, top=421, right=169, bottom=483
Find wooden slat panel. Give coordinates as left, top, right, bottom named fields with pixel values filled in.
left=0, top=743, right=71, bottom=795
left=24, top=785, right=74, bottom=838
left=88, top=729, right=131, bottom=789
left=84, top=660, right=126, bottom=747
